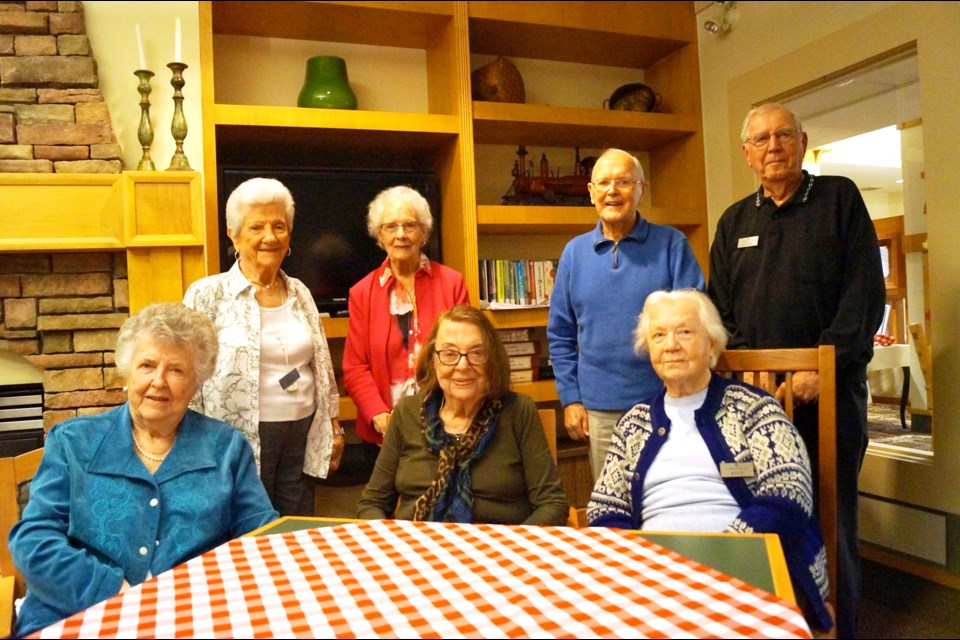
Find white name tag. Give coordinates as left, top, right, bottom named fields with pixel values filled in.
left=720, top=461, right=755, bottom=478
left=737, top=235, right=759, bottom=248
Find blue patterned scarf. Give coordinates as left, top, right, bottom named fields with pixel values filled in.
left=412, top=389, right=501, bottom=522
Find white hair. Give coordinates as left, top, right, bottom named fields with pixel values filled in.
left=634, top=289, right=729, bottom=368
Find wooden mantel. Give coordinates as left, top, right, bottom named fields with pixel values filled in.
left=0, top=172, right=205, bottom=312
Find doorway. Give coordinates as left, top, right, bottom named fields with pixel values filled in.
left=772, top=47, right=931, bottom=456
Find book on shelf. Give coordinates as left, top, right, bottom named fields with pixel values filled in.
left=508, top=354, right=538, bottom=370
left=509, top=369, right=538, bottom=384
left=479, top=260, right=488, bottom=303
left=479, top=258, right=559, bottom=308
left=497, top=328, right=531, bottom=343
left=503, top=341, right=538, bottom=356
left=543, top=259, right=557, bottom=305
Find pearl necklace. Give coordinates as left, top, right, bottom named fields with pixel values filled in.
left=133, top=430, right=171, bottom=462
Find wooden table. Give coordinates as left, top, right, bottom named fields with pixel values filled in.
left=34, top=519, right=811, bottom=639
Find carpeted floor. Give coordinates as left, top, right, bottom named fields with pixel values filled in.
left=867, top=403, right=932, bottom=452
left=858, top=558, right=960, bottom=638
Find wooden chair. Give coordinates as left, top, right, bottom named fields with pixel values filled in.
left=908, top=322, right=933, bottom=419
left=0, top=447, right=44, bottom=613
left=713, top=347, right=838, bottom=632
left=537, top=409, right=580, bottom=527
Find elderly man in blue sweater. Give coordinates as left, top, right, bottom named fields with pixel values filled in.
left=548, top=148, right=704, bottom=480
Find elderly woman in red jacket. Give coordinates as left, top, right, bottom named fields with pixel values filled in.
left=344, top=185, right=469, bottom=467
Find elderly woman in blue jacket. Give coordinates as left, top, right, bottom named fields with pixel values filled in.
left=587, top=289, right=832, bottom=633
left=9, top=303, right=278, bottom=637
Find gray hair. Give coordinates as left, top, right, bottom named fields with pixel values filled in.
left=225, top=177, right=295, bottom=236
left=592, top=148, right=646, bottom=183
left=366, top=185, right=434, bottom=242
left=740, top=103, right=804, bottom=143
left=115, top=302, right=219, bottom=384
left=634, top=289, right=729, bottom=368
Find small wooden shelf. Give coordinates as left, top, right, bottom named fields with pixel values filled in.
left=477, top=205, right=704, bottom=234
left=214, top=104, right=459, bottom=135
left=339, top=396, right=356, bottom=422
left=486, top=307, right=549, bottom=329
left=467, top=1, right=693, bottom=67
left=472, top=102, right=697, bottom=148
left=321, top=317, right=349, bottom=339
left=510, top=379, right=558, bottom=402
left=478, top=206, right=596, bottom=235
left=211, top=1, right=455, bottom=47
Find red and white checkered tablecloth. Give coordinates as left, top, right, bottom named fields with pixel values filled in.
left=35, top=520, right=811, bottom=639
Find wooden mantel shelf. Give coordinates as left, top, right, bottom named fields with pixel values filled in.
left=0, top=172, right=205, bottom=312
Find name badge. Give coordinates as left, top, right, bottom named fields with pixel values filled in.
left=279, top=367, right=301, bottom=392
left=737, top=235, right=759, bottom=248
left=720, top=461, right=755, bottom=478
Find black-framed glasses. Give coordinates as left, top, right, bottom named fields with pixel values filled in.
left=435, top=349, right=489, bottom=366
left=380, top=222, right=421, bottom=236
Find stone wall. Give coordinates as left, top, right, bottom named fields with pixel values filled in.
left=0, top=251, right=129, bottom=430
left=0, top=0, right=122, bottom=173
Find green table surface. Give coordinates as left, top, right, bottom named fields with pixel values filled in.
left=253, top=517, right=778, bottom=595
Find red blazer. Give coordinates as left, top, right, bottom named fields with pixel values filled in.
left=343, top=259, right=470, bottom=444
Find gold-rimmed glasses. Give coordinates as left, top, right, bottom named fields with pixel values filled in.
left=589, top=179, right=642, bottom=192
left=380, top=222, right=421, bottom=236
left=744, top=128, right=801, bottom=148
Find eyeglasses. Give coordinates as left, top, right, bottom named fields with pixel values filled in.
left=380, top=222, right=421, bottom=236
left=744, top=128, right=800, bottom=148
left=590, top=179, right=642, bottom=192
left=435, top=349, right=489, bottom=366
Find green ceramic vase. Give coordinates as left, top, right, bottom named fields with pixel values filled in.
left=297, top=56, right=358, bottom=110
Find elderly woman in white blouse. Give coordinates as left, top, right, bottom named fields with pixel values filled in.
left=183, top=177, right=343, bottom=516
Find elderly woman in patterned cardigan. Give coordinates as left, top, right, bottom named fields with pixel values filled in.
left=587, top=289, right=832, bottom=633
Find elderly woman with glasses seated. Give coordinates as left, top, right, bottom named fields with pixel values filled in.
left=357, top=305, right=569, bottom=525
left=587, top=289, right=833, bottom=633
left=343, top=186, right=469, bottom=474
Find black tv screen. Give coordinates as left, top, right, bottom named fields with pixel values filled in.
left=218, top=167, right=442, bottom=317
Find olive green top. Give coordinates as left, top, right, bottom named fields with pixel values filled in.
left=357, top=391, right=569, bottom=526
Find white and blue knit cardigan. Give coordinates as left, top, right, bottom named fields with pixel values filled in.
left=587, top=373, right=832, bottom=631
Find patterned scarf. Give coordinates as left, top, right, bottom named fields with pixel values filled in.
left=412, top=390, right=502, bottom=522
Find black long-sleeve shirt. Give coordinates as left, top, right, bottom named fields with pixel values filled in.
left=708, top=172, right=886, bottom=381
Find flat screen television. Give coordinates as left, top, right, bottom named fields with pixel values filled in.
left=218, top=167, right=442, bottom=317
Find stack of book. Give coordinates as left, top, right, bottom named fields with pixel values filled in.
left=480, top=259, right=558, bottom=308
left=497, top=328, right=540, bottom=384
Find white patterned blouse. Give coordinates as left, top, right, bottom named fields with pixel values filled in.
left=183, top=261, right=340, bottom=478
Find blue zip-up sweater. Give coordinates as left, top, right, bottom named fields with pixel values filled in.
left=547, top=214, right=704, bottom=410
left=10, top=405, right=278, bottom=636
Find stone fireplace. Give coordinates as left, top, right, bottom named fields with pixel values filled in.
left=0, top=0, right=122, bottom=173
left=1, top=251, right=128, bottom=429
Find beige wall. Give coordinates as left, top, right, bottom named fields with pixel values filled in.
left=698, top=1, right=960, bottom=521
left=84, top=1, right=203, bottom=172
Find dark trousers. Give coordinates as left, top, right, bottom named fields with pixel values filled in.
left=259, top=414, right=315, bottom=516
left=793, top=379, right=869, bottom=640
